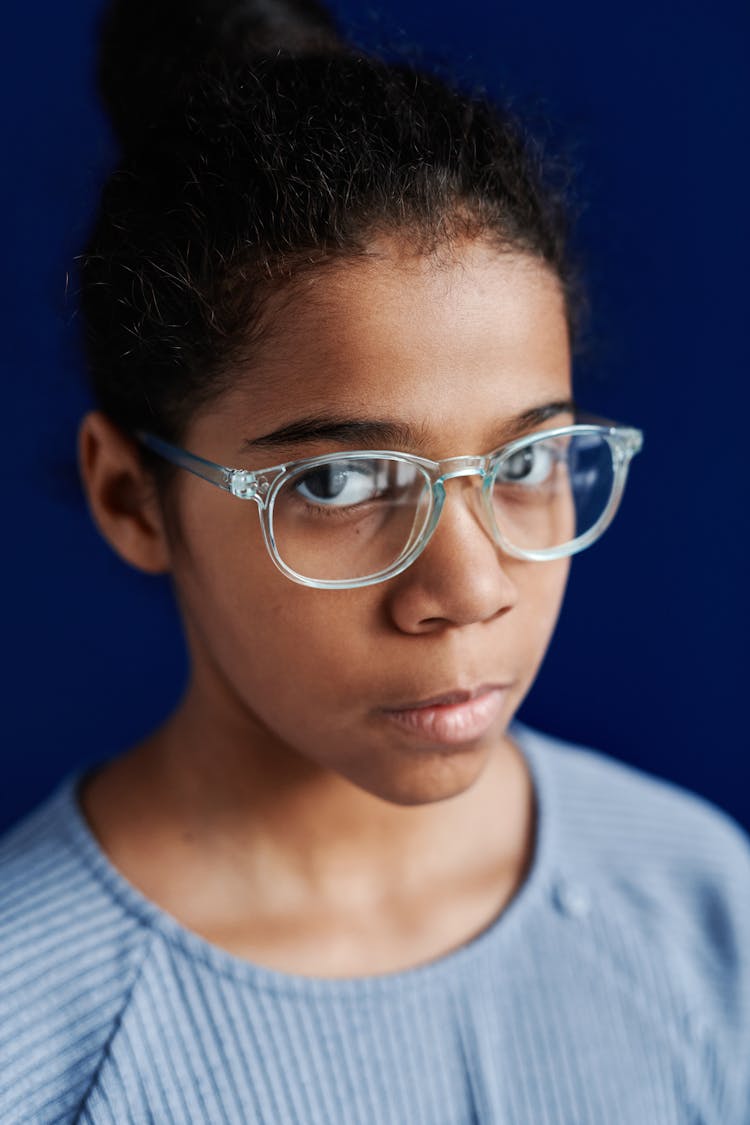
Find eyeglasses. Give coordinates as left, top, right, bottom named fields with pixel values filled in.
left=136, top=413, right=643, bottom=589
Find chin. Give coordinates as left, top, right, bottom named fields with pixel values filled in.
left=355, top=741, right=493, bottom=807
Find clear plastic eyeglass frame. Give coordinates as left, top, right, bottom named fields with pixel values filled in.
left=135, top=414, right=643, bottom=589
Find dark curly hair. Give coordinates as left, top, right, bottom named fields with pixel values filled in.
left=78, top=0, right=584, bottom=484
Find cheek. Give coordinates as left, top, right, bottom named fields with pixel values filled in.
left=514, top=555, right=570, bottom=665
left=530, top=555, right=570, bottom=616
left=173, top=504, right=377, bottom=709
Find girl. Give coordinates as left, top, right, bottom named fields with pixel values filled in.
left=1, top=1, right=748, bottom=1122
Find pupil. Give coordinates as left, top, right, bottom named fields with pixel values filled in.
left=303, top=466, right=347, bottom=500
left=505, top=448, right=533, bottom=480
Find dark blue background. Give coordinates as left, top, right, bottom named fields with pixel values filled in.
left=2, top=1, right=748, bottom=834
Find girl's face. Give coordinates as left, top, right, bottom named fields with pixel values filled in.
left=157, top=238, right=572, bottom=805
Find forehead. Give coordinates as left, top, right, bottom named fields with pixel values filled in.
left=209, top=239, right=571, bottom=453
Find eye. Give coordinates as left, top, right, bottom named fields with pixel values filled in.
left=495, top=440, right=557, bottom=486
left=292, top=461, right=385, bottom=506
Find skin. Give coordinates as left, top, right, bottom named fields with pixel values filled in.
left=77, top=237, right=573, bottom=977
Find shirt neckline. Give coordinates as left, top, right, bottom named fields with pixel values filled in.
left=52, top=718, right=558, bottom=997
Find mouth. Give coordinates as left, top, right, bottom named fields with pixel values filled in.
left=384, top=683, right=510, bottom=711
left=380, top=683, right=511, bottom=745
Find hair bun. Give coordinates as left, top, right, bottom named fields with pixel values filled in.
left=97, top=0, right=345, bottom=152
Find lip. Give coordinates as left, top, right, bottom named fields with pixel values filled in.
left=381, top=683, right=510, bottom=745
left=384, top=683, right=508, bottom=711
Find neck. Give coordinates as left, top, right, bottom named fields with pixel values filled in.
left=81, top=666, right=535, bottom=929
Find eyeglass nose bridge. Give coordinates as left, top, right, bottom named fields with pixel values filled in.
left=418, top=455, right=497, bottom=559
left=432, top=454, right=490, bottom=484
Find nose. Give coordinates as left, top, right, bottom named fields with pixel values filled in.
left=385, top=473, right=519, bottom=634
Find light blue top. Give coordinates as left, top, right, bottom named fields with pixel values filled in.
left=1, top=720, right=749, bottom=1124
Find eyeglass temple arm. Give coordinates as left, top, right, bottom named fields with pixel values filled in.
left=136, top=430, right=236, bottom=492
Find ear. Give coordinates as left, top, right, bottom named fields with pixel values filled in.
left=77, top=411, right=172, bottom=574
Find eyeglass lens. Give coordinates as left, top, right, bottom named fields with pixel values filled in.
left=491, top=431, right=614, bottom=553
left=270, top=432, right=617, bottom=582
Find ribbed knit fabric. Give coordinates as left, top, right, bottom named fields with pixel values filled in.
left=1, top=720, right=749, bottom=1125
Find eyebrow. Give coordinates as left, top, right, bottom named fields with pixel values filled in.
left=240, top=399, right=577, bottom=452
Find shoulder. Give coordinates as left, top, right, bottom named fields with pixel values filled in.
left=0, top=776, right=153, bottom=1124
left=514, top=720, right=750, bottom=1117
left=516, top=719, right=750, bottom=894
left=516, top=718, right=750, bottom=857
left=516, top=720, right=750, bottom=950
